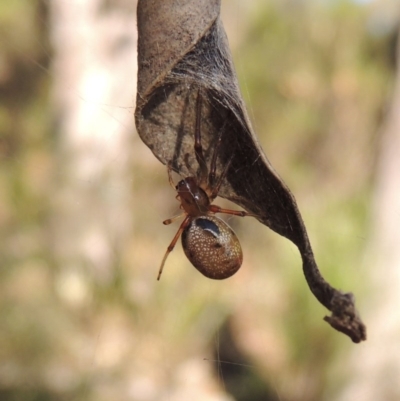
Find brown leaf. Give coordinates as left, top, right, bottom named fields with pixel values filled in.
left=135, top=0, right=366, bottom=343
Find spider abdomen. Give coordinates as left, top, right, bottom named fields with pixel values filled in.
left=181, top=215, right=243, bottom=279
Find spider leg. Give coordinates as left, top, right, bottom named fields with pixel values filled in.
left=167, top=162, right=176, bottom=189
left=210, top=153, right=234, bottom=200
left=157, top=215, right=191, bottom=280
left=209, top=204, right=257, bottom=218
left=163, top=213, right=185, bottom=225
left=208, top=118, right=229, bottom=189
left=194, top=89, right=208, bottom=186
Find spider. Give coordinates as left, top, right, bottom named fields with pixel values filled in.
left=157, top=89, right=255, bottom=280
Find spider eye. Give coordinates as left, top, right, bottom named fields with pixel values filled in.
left=176, top=179, right=185, bottom=191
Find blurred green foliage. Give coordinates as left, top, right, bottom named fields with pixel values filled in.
left=228, top=2, right=395, bottom=399
left=0, top=1, right=397, bottom=400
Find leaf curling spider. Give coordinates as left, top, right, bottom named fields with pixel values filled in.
left=157, top=90, right=255, bottom=281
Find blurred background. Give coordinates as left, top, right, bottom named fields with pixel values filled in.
left=1, top=0, right=399, bottom=400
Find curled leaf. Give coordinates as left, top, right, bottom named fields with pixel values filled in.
left=135, top=0, right=366, bottom=343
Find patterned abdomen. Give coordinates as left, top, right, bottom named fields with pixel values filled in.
left=181, top=215, right=243, bottom=279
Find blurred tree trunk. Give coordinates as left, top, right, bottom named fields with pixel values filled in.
left=49, top=0, right=136, bottom=293
left=47, top=2, right=233, bottom=400
left=337, top=26, right=400, bottom=401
